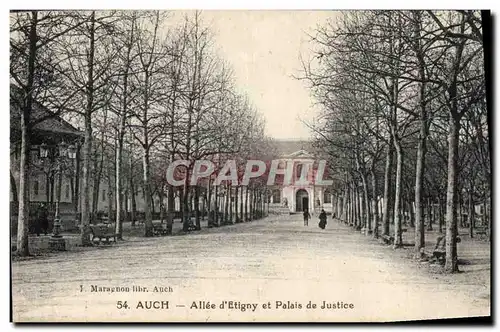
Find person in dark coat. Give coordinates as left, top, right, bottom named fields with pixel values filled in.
left=37, top=203, right=49, bottom=236
left=303, top=209, right=311, bottom=226
left=318, top=209, right=327, bottom=230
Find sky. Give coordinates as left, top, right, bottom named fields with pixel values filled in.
left=183, top=10, right=338, bottom=140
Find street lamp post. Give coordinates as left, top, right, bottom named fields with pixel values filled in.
left=40, top=142, right=77, bottom=251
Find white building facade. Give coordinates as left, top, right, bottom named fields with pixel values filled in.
left=267, top=148, right=333, bottom=215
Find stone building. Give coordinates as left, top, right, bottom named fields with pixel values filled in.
left=267, top=140, right=333, bottom=215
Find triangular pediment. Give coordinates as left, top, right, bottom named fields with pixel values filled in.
left=283, top=149, right=314, bottom=159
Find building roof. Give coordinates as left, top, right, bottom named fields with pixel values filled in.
left=10, top=85, right=83, bottom=138
left=270, top=139, right=315, bottom=158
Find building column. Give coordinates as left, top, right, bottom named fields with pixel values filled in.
left=318, top=188, right=324, bottom=209
left=310, top=188, right=315, bottom=214
left=282, top=186, right=291, bottom=209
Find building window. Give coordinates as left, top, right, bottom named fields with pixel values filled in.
left=102, top=189, right=106, bottom=201
left=33, top=180, right=39, bottom=196
left=324, top=190, right=332, bottom=204
left=65, top=184, right=70, bottom=199
left=296, top=163, right=303, bottom=178
left=272, top=189, right=281, bottom=203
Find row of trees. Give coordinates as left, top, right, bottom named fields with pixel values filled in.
left=301, top=10, right=489, bottom=273
left=10, top=10, right=272, bottom=256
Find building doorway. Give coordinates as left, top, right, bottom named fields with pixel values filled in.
left=296, top=189, right=309, bottom=212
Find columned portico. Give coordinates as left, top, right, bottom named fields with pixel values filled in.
left=266, top=145, right=334, bottom=215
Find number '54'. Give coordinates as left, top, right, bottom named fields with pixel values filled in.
left=117, top=301, right=129, bottom=309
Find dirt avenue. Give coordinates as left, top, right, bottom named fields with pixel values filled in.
left=11, top=214, right=490, bottom=322
left=10, top=8, right=490, bottom=325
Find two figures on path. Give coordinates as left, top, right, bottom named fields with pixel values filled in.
left=303, top=209, right=328, bottom=229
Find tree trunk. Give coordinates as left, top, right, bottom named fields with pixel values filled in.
left=167, top=185, right=174, bottom=234
left=245, top=185, right=249, bottom=221
left=201, top=188, right=206, bottom=223
left=17, top=124, right=31, bottom=255
left=438, top=197, right=443, bottom=234
left=349, top=184, right=354, bottom=226
left=115, top=16, right=135, bottom=239
left=426, top=197, right=433, bottom=231
left=130, top=162, right=137, bottom=227
left=207, top=180, right=212, bottom=226
left=151, top=190, right=156, bottom=215
left=412, top=10, right=428, bottom=257
left=345, top=188, right=350, bottom=224
left=15, top=11, right=39, bottom=256
left=81, top=110, right=93, bottom=240
left=361, top=175, right=371, bottom=234
left=213, top=184, right=219, bottom=226
left=352, top=182, right=358, bottom=228
left=92, top=141, right=104, bottom=222
left=482, top=197, right=486, bottom=226
left=79, top=11, right=96, bottom=246
left=74, top=145, right=81, bottom=216
left=342, top=182, right=348, bottom=222
left=252, top=188, right=256, bottom=221
left=370, top=168, right=379, bottom=238
left=409, top=201, right=415, bottom=228
left=414, top=126, right=426, bottom=256
left=10, top=171, right=18, bottom=203
left=107, top=161, right=113, bottom=223
left=356, top=186, right=362, bottom=229
left=240, top=185, right=244, bottom=222
left=468, top=189, right=474, bottom=238
left=224, top=184, right=230, bottom=224
left=234, top=186, right=239, bottom=223
left=115, top=136, right=124, bottom=240
left=382, top=140, right=393, bottom=236
left=444, top=114, right=460, bottom=273
left=182, top=169, right=191, bottom=231
left=249, top=188, right=253, bottom=221
left=195, top=185, right=201, bottom=230
left=159, top=191, right=164, bottom=224
left=179, top=187, right=184, bottom=227
left=142, top=148, right=153, bottom=236
left=393, top=141, right=403, bottom=248
left=352, top=185, right=356, bottom=226
left=124, top=189, right=129, bottom=221
left=230, top=185, right=234, bottom=222
left=254, top=189, right=259, bottom=219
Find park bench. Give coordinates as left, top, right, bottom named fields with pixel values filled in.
left=432, top=235, right=461, bottom=264
left=380, top=234, right=394, bottom=245
left=152, top=223, right=169, bottom=236
left=90, top=224, right=116, bottom=245
left=475, top=226, right=489, bottom=240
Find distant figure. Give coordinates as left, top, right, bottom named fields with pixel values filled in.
left=37, top=203, right=49, bottom=236
left=318, top=209, right=327, bottom=230
left=303, top=209, right=311, bottom=226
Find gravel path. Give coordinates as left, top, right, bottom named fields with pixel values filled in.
left=12, top=214, right=490, bottom=322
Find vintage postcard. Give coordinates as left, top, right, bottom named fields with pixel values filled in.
left=9, top=9, right=491, bottom=323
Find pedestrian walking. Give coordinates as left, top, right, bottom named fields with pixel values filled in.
left=318, top=209, right=327, bottom=230
left=303, top=209, right=311, bottom=226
